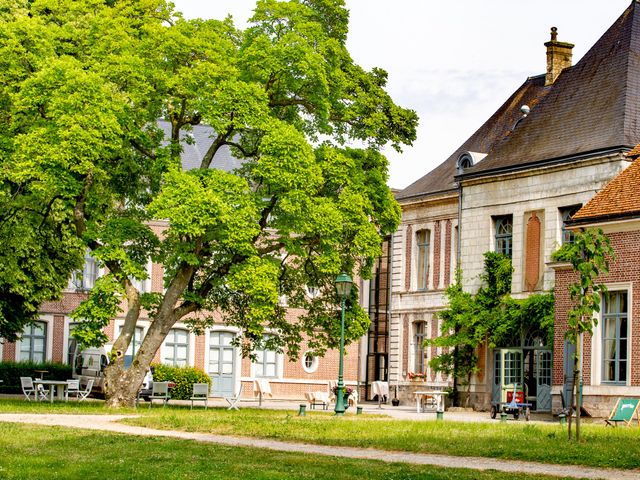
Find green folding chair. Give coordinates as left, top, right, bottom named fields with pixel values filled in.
left=605, top=398, right=640, bottom=427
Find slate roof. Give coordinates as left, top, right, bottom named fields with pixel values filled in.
left=571, top=150, right=640, bottom=223
left=396, top=75, right=550, bottom=200
left=398, top=1, right=640, bottom=200
left=462, top=1, right=640, bottom=178
left=158, top=120, right=244, bottom=173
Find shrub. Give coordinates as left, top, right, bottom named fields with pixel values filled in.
left=151, top=364, right=211, bottom=400
left=0, top=361, right=73, bottom=393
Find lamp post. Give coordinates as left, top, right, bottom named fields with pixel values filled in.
left=334, top=272, right=353, bottom=416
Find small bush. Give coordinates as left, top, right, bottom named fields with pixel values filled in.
left=0, top=361, right=73, bottom=393
left=151, top=364, right=211, bottom=400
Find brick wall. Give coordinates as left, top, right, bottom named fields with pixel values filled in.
left=52, top=315, right=65, bottom=363
left=444, top=220, right=452, bottom=287
left=553, top=228, right=640, bottom=413
left=404, top=225, right=412, bottom=290
left=433, top=221, right=441, bottom=289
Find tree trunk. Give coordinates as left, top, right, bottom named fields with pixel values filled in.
left=104, top=314, right=175, bottom=408
left=103, top=265, right=195, bottom=408
left=575, top=329, right=582, bottom=442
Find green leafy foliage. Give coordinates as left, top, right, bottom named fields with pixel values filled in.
left=150, top=363, right=211, bottom=400
left=561, top=229, right=614, bottom=340
left=0, top=0, right=416, bottom=405
left=430, top=253, right=554, bottom=391
left=0, top=361, right=72, bottom=393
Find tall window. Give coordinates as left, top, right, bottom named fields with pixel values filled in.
left=494, top=215, right=513, bottom=257
left=413, top=322, right=427, bottom=373
left=70, top=251, right=98, bottom=290
left=67, top=322, right=81, bottom=365
left=602, top=291, right=628, bottom=384
left=164, top=328, right=189, bottom=366
left=20, top=322, right=46, bottom=362
left=560, top=205, right=581, bottom=245
left=416, top=230, right=430, bottom=290
left=254, top=336, right=278, bottom=377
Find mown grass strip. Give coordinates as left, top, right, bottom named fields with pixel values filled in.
left=0, top=422, right=566, bottom=480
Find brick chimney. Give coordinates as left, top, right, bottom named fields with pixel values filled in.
left=545, top=27, right=574, bottom=86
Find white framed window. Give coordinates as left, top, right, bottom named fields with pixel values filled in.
left=67, top=322, right=81, bottom=365
left=19, top=321, right=47, bottom=363
left=69, top=251, right=99, bottom=291
left=413, top=322, right=428, bottom=373
left=254, top=336, right=279, bottom=378
left=302, top=352, right=319, bottom=373
left=602, top=291, right=629, bottom=384
left=494, top=215, right=513, bottom=257
left=163, top=328, right=189, bottom=367
left=559, top=205, right=581, bottom=245
left=416, top=230, right=431, bottom=290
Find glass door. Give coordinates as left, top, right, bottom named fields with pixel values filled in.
left=209, top=332, right=236, bottom=397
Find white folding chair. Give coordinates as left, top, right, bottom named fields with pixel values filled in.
left=66, top=379, right=80, bottom=401
left=20, top=377, right=46, bottom=402
left=190, top=383, right=209, bottom=410
left=225, top=390, right=242, bottom=410
left=77, top=379, right=94, bottom=402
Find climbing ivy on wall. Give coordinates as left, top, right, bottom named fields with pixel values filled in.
left=428, top=252, right=554, bottom=403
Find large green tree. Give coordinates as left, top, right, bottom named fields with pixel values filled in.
left=0, top=0, right=417, bottom=406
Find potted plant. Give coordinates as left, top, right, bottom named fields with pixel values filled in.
left=407, top=372, right=427, bottom=381
left=332, top=385, right=354, bottom=408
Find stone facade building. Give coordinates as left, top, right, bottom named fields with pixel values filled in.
left=387, top=1, right=640, bottom=411
left=553, top=147, right=640, bottom=417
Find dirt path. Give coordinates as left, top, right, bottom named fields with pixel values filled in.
left=0, top=413, right=636, bottom=480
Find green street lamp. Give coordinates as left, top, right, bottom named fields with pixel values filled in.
left=334, top=272, right=353, bottom=416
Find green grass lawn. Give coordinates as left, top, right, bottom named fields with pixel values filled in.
left=0, top=422, right=571, bottom=480
left=2, top=399, right=639, bottom=472
left=121, top=406, right=640, bottom=470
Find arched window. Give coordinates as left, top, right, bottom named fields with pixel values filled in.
left=494, top=215, right=513, bottom=257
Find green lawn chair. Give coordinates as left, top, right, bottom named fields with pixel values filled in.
left=605, top=398, right=640, bottom=427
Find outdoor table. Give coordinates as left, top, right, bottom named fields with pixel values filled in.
left=415, top=390, right=448, bottom=413
left=34, top=380, right=68, bottom=404
left=34, top=370, right=49, bottom=379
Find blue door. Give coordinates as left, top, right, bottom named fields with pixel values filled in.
left=209, top=332, right=236, bottom=397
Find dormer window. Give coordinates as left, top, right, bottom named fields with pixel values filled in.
left=456, top=151, right=486, bottom=173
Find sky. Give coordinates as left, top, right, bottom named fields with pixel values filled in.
left=171, top=0, right=632, bottom=189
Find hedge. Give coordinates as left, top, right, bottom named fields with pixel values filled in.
left=0, top=361, right=73, bottom=394
left=151, top=364, right=211, bottom=400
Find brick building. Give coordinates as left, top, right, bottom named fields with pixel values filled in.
left=553, top=148, right=640, bottom=417
left=1, top=122, right=361, bottom=402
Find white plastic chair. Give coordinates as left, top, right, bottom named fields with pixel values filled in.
left=190, top=383, right=209, bottom=410
left=149, top=381, right=170, bottom=408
